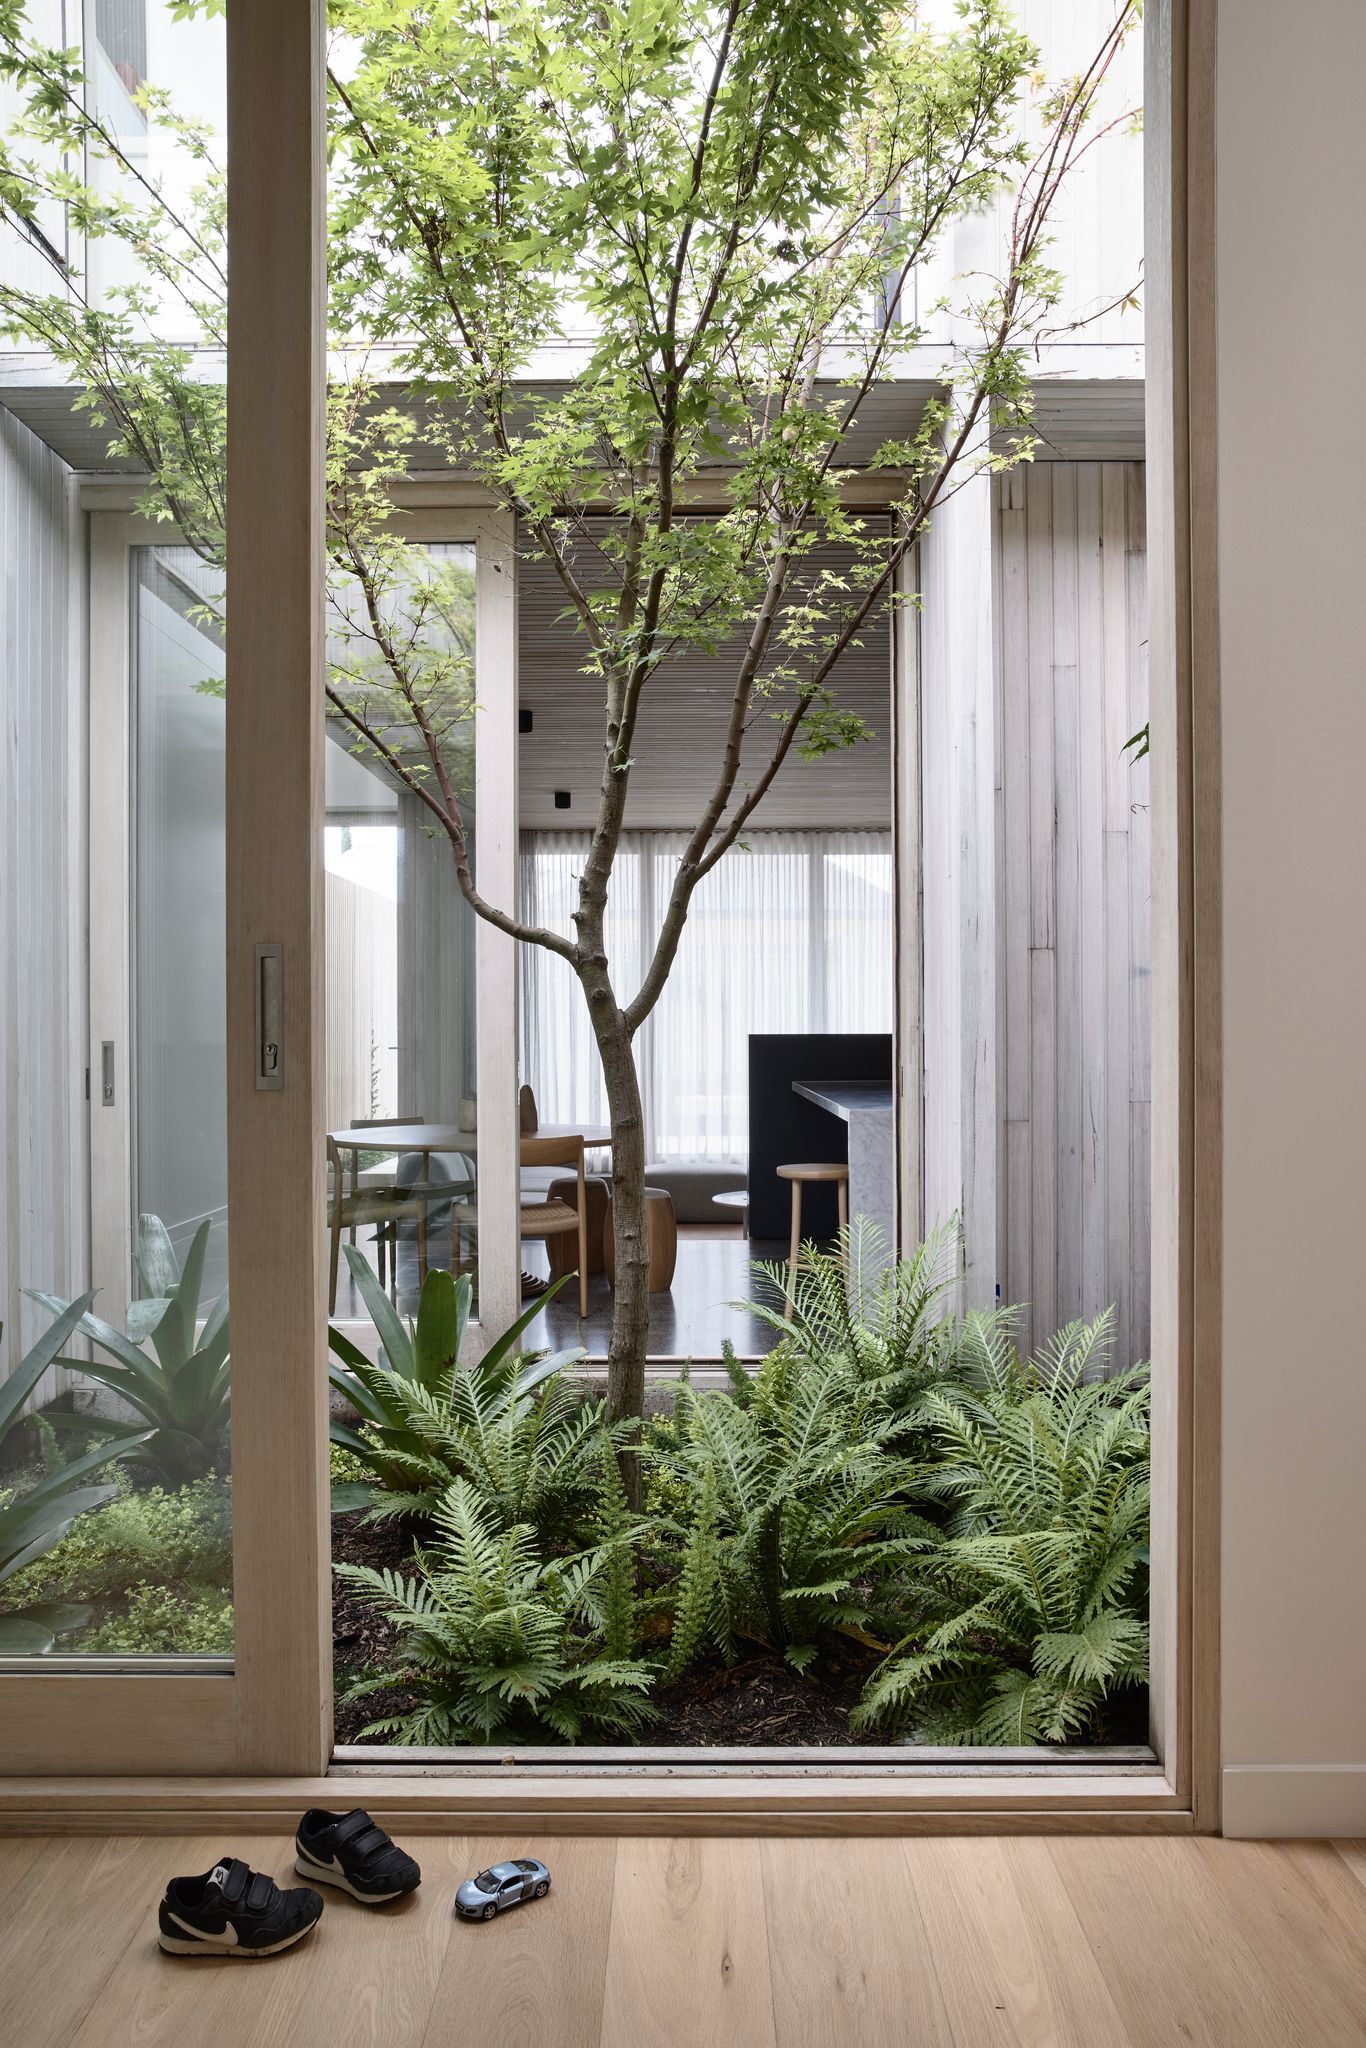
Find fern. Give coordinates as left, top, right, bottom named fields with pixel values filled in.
left=329, top=1256, right=623, bottom=1547
left=747, top=1220, right=1014, bottom=1456
left=852, top=1311, right=1150, bottom=1743
left=334, top=1477, right=657, bottom=1745
left=656, top=1341, right=938, bottom=1672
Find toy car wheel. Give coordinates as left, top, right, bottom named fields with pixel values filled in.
left=534, top=1880, right=548, bottom=1898
left=482, top=1904, right=496, bottom=1921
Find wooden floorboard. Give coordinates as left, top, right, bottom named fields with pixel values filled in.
left=0, top=1833, right=1362, bottom=2047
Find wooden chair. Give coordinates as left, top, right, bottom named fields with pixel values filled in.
left=776, top=1161, right=849, bottom=1312
left=327, top=1135, right=432, bottom=1313
left=344, top=1112, right=417, bottom=1284
left=453, top=1134, right=591, bottom=1318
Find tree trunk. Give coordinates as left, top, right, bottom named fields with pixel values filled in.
left=594, top=1011, right=650, bottom=1506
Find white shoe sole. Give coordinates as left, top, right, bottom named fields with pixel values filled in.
left=294, top=1849, right=409, bottom=1904
left=157, top=1923, right=317, bottom=1958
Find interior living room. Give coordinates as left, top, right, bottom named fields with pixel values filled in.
left=322, top=533, right=896, bottom=1362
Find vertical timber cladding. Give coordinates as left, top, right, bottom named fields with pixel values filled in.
left=995, top=461, right=1151, bottom=1371
left=916, top=458, right=1150, bottom=1372
left=0, top=410, right=85, bottom=1410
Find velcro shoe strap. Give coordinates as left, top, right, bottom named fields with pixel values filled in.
left=218, top=1858, right=251, bottom=1905
left=333, top=1810, right=391, bottom=1861
left=332, top=1808, right=381, bottom=1845
left=245, top=1871, right=276, bottom=1913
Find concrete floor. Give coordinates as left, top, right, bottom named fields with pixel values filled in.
left=330, top=1222, right=792, bottom=1362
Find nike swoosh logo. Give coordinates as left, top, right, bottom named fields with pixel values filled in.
left=168, top=1910, right=238, bottom=1945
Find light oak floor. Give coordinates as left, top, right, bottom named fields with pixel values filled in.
left=1, top=1833, right=1364, bottom=2047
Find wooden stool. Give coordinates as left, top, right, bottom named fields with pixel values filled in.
left=546, top=1173, right=611, bottom=1280
left=776, top=1162, right=849, bottom=1310
left=603, top=1186, right=678, bottom=1292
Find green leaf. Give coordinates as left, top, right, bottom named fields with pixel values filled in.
left=0, top=1292, right=96, bottom=1442
left=478, top=1274, right=578, bottom=1374
left=0, top=1616, right=59, bottom=1654
left=414, top=1268, right=460, bottom=1395
left=0, top=1483, right=119, bottom=1583
left=150, top=1218, right=210, bottom=1373
left=331, top=1481, right=378, bottom=1515
left=342, top=1244, right=414, bottom=1379
left=135, top=1213, right=182, bottom=1298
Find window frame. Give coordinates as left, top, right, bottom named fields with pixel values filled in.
left=0, top=0, right=1221, bottom=1822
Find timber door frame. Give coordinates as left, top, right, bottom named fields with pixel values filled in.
left=0, top=0, right=327, bottom=1777
left=0, top=0, right=1222, bottom=1822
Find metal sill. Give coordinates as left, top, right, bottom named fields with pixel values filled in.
left=331, top=1741, right=1159, bottom=1776
left=0, top=1655, right=233, bottom=1676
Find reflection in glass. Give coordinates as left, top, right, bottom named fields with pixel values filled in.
left=135, top=546, right=228, bottom=1294
left=324, top=543, right=479, bottom=1319
left=0, top=0, right=232, bottom=1660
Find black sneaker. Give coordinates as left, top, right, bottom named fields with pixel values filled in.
left=294, top=1807, right=422, bottom=1905
left=158, top=1857, right=323, bottom=1957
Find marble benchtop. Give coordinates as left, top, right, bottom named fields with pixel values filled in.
left=791, top=1080, right=894, bottom=1121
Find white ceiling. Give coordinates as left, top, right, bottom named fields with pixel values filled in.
left=516, top=535, right=894, bottom=832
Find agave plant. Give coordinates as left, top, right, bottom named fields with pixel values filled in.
left=656, top=1345, right=938, bottom=1675
left=852, top=1312, right=1150, bottom=1744
left=0, top=1294, right=151, bottom=1652
left=329, top=1247, right=613, bottom=1542
left=335, top=1476, right=657, bottom=1744
left=28, top=1216, right=230, bottom=1487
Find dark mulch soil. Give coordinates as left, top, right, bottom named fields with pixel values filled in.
left=331, top=1509, right=883, bottom=1749
left=648, top=1639, right=882, bottom=1748
left=331, top=1511, right=426, bottom=1745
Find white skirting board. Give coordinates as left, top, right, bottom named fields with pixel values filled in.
left=1221, top=1764, right=1366, bottom=1838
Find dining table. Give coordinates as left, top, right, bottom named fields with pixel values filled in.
left=328, top=1119, right=615, bottom=1292
left=328, top=1120, right=614, bottom=1164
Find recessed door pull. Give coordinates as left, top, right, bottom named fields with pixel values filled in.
left=255, top=943, right=284, bottom=1091
left=101, top=1040, right=116, bottom=1106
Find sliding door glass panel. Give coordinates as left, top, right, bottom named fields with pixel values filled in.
left=0, top=0, right=231, bottom=1660
left=324, top=541, right=480, bottom=1325
left=135, top=546, right=228, bottom=1296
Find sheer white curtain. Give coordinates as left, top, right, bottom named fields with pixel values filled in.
left=519, top=831, right=892, bottom=1164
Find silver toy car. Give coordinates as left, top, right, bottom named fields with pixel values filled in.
left=455, top=1858, right=552, bottom=1921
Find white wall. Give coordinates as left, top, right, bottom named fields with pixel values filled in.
left=1217, top=0, right=1366, bottom=1836
left=0, top=407, right=87, bottom=1387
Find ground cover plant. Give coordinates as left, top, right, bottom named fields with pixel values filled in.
left=331, top=1230, right=1151, bottom=1748
left=0, top=1295, right=151, bottom=1651
left=0, top=1474, right=234, bottom=1654
left=0, top=1216, right=233, bottom=1655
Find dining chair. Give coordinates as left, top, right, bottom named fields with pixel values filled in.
left=326, top=1135, right=433, bottom=1313
left=452, top=1134, right=591, bottom=1318
left=344, top=1112, right=419, bottom=1277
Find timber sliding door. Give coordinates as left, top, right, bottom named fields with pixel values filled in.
left=0, top=0, right=331, bottom=1774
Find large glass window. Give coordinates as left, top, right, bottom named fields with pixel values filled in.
left=323, top=541, right=480, bottom=1323
left=0, top=0, right=231, bottom=1663
left=134, top=546, right=228, bottom=1295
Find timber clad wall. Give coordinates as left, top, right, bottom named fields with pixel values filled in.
left=994, top=462, right=1151, bottom=1369
left=0, top=407, right=86, bottom=1389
